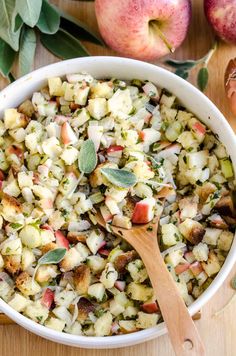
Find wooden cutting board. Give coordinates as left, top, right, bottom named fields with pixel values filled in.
left=0, top=0, right=236, bottom=355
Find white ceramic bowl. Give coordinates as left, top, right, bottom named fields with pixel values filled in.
left=0, top=56, right=235, bottom=349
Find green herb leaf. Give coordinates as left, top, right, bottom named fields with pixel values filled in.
left=56, top=7, right=104, bottom=46
left=9, top=222, right=22, bottom=229
left=19, top=27, right=36, bottom=76
left=38, top=248, right=67, bottom=265
left=165, top=59, right=196, bottom=70
left=79, top=139, right=97, bottom=174
left=231, top=275, right=236, bottom=290
left=40, top=28, right=89, bottom=59
left=0, top=0, right=21, bottom=51
left=37, top=0, right=60, bottom=34
left=7, top=72, right=15, bottom=83
left=197, top=67, right=209, bottom=92
left=14, top=14, right=23, bottom=32
left=0, top=38, right=16, bottom=76
left=16, top=0, right=42, bottom=28
left=175, top=68, right=189, bottom=80
left=101, top=168, right=137, bottom=188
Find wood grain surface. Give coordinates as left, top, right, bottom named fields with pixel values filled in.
left=0, top=1, right=236, bottom=355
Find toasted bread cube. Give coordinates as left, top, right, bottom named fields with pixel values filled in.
left=127, top=282, right=153, bottom=302
left=94, top=311, right=112, bottom=336
left=45, top=317, right=66, bottom=331
left=192, top=243, right=209, bottom=262
left=217, top=231, right=234, bottom=252
left=4, top=254, right=21, bottom=274
left=202, top=251, right=221, bottom=277
left=8, top=293, right=30, bottom=312
left=48, top=77, right=64, bottom=96
left=74, top=265, right=91, bottom=294
left=136, top=311, right=159, bottom=329
left=35, top=265, right=58, bottom=284
left=15, top=272, right=41, bottom=296
left=179, top=219, right=205, bottom=245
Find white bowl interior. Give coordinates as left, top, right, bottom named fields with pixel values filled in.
left=0, top=56, right=235, bottom=348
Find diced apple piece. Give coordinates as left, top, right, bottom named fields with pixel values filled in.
left=175, top=262, right=190, bottom=275
left=105, top=196, right=120, bottom=215
left=48, top=77, right=64, bottom=96
left=161, top=223, right=181, bottom=247
left=112, top=214, right=132, bottom=229
left=87, top=98, right=108, bottom=120
left=100, top=205, right=113, bottom=222
left=131, top=197, right=155, bottom=224
left=55, top=230, right=69, bottom=250
left=208, top=214, right=228, bottom=229
left=187, top=150, right=208, bottom=169
left=41, top=288, right=55, bottom=309
left=190, top=261, right=203, bottom=277
left=141, top=301, right=159, bottom=314
left=139, top=128, right=161, bottom=151
left=61, top=122, right=78, bottom=145
left=184, top=251, right=196, bottom=264
left=88, top=125, right=103, bottom=151
left=114, top=280, right=126, bottom=292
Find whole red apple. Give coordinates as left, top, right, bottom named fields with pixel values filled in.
left=204, top=0, right=236, bottom=43
left=95, top=0, right=191, bottom=61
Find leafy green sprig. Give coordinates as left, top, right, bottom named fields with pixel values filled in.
left=165, top=42, right=217, bottom=92
left=0, top=0, right=103, bottom=81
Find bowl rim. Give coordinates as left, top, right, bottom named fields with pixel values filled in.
left=0, top=56, right=236, bottom=348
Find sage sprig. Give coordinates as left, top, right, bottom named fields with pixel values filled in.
left=165, top=41, right=217, bottom=92
left=37, top=248, right=67, bottom=265
left=79, top=139, right=97, bottom=174
left=0, top=0, right=104, bottom=80
left=101, top=168, right=137, bottom=188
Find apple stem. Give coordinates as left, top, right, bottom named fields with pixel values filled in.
left=201, top=41, right=218, bottom=67
left=149, top=21, right=175, bottom=53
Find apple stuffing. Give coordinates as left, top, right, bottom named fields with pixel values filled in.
left=0, top=72, right=235, bottom=337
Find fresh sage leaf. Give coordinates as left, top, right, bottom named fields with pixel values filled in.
left=14, top=14, right=23, bottom=32
left=231, top=275, right=236, bottom=290
left=79, top=139, right=97, bottom=174
left=37, top=0, right=60, bottom=34
left=19, top=27, right=36, bottom=76
left=197, top=67, right=209, bottom=92
left=175, top=68, right=189, bottom=80
left=16, top=0, right=42, bottom=28
left=165, top=59, right=196, bottom=70
left=0, top=38, right=16, bottom=76
left=40, top=28, right=89, bottom=59
left=0, top=0, right=21, bottom=51
left=57, top=7, right=104, bottom=46
left=38, top=248, right=67, bottom=265
left=101, top=168, right=137, bottom=188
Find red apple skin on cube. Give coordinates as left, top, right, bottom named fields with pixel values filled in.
left=192, top=122, right=206, bottom=135
left=41, top=288, right=54, bottom=309
left=204, top=0, right=236, bottom=44
left=114, top=280, right=126, bottom=291
left=55, top=230, right=69, bottom=250
left=107, top=145, right=124, bottom=153
left=190, top=261, right=203, bottom=276
left=142, top=301, right=159, bottom=313
left=175, top=262, right=190, bottom=275
left=61, top=122, right=77, bottom=145
left=95, top=0, right=192, bottom=61
left=132, top=198, right=155, bottom=224
left=0, top=170, right=5, bottom=181
left=184, top=251, right=196, bottom=264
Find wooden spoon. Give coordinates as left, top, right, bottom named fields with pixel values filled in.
left=95, top=207, right=205, bottom=356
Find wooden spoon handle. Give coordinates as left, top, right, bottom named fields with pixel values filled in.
left=141, top=249, right=205, bottom=356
